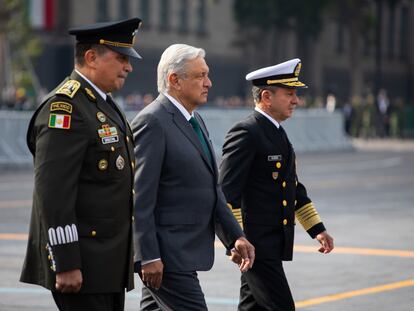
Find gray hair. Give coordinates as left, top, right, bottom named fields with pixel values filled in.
left=252, top=85, right=278, bottom=104
left=157, top=44, right=206, bottom=93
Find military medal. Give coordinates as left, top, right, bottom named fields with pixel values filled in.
left=98, top=124, right=119, bottom=144
left=116, top=155, right=125, bottom=170
left=97, top=112, right=106, bottom=123
left=272, top=172, right=279, bottom=180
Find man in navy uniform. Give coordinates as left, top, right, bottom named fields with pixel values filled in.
left=219, top=59, right=334, bottom=311
left=20, top=18, right=142, bottom=311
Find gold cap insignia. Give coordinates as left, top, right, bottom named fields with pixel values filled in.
left=294, top=62, right=302, bottom=77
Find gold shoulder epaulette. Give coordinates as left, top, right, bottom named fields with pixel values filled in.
left=55, top=80, right=81, bottom=98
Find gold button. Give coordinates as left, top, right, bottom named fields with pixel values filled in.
left=276, top=162, right=281, bottom=169
left=295, top=181, right=298, bottom=186
left=132, top=216, right=135, bottom=221
left=283, top=219, right=288, bottom=225
left=98, top=159, right=108, bottom=171
left=111, top=146, right=115, bottom=152
left=131, top=161, right=135, bottom=169
left=132, top=189, right=135, bottom=195
left=282, top=200, right=287, bottom=207
left=126, top=136, right=130, bottom=143
left=282, top=181, right=286, bottom=188
left=295, top=200, right=297, bottom=206
left=48, top=255, right=51, bottom=260
left=91, top=230, right=97, bottom=237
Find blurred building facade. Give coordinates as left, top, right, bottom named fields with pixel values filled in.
left=28, top=0, right=414, bottom=104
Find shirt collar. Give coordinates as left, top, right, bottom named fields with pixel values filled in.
left=164, top=92, right=193, bottom=121
left=254, top=106, right=280, bottom=129
left=75, top=69, right=107, bottom=101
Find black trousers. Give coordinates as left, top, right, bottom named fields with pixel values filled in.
left=238, top=259, right=295, bottom=311
left=52, top=291, right=125, bottom=311
left=140, top=271, right=207, bottom=311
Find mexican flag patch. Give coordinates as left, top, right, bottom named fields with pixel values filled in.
left=49, top=114, right=71, bottom=129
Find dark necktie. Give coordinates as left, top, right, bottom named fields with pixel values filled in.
left=106, top=95, right=125, bottom=131
left=278, top=125, right=288, bottom=145
left=189, top=116, right=212, bottom=165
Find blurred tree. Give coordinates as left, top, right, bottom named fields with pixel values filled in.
left=328, top=0, right=375, bottom=99
left=0, top=0, right=42, bottom=101
left=232, top=0, right=330, bottom=95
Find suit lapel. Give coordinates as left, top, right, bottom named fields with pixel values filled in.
left=160, top=95, right=214, bottom=173
left=70, top=71, right=127, bottom=133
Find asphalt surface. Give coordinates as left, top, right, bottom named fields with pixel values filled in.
left=1, top=140, right=414, bottom=310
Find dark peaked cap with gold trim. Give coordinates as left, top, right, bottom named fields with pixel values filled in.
left=246, top=58, right=307, bottom=88
left=69, top=17, right=142, bottom=59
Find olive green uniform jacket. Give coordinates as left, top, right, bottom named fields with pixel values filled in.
left=20, top=71, right=135, bottom=293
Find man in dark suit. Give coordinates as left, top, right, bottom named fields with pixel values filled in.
left=20, top=18, right=142, bottom=311
left=219, top=59, right=334, bottom=311
left=132, top=43, right=255, bottom=310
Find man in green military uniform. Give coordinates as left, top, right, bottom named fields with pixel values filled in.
left=219, top=59, right=334, bottom=311
left=20, top=18, right=142, bottom=311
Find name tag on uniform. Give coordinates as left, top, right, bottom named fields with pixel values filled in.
left=268, top=155, right=282, bottom=161
left=102, top=136, right=119, bottom=144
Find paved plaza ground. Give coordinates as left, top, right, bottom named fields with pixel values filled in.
left=1, top=140, right=413, bottom=310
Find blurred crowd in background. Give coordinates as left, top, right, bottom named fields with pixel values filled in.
left=0, top=85, right=407, bottom=139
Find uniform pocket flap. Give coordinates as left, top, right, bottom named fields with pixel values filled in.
left=77, top=218, right=117, bottom=238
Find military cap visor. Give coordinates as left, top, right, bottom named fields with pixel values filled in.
left=69, top=18, right=142, bottom=59
left=246, top=58, right=308, bottom=89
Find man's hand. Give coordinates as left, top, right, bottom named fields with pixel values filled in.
left=55, top=269, right=83, bottom=293
left=234, top=237, right=255, bottom=272
left=316, top=231, right=334, bottom=254
left=229, top=248, right=242, bottom=265
left=141, top=260, right=164, bottom=290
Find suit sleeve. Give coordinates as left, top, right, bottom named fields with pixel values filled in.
left=132, top=113, right=165, bottom=262
left=33, top=98, right=89, bottom=273
left=219, top=124, right=256, bottom=228
left=294, top=177, right=326, bottom=238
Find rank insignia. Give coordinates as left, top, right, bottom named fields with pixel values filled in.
left=56, top=80, right=80, bottom=98
left=48, top=114, right=71, bottom=129
left=98, top=159, right=108, bottom=171
left=50, top=102, right=72, bottom=114
left=272, top=172, right=279, bottom=180
left=116, top=155, right=125, bottom=170
left=97, top=111, right=106, bottom=123
left=85, top=87, right=97, bottom=101
left=98, top=124, right=119, bottom=144
left=268, top=155, right=282, bottom=161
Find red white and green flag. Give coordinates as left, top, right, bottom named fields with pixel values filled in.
left=49, top=114, right=71, bottom=129
left=28, top=0, right=55, bottom=30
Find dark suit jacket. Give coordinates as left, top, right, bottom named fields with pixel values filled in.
left=131, top=94, right=243, bottom=272
left=20, top=71, right=135, bottom=293
left=219, top=111, right=325, bottom=261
